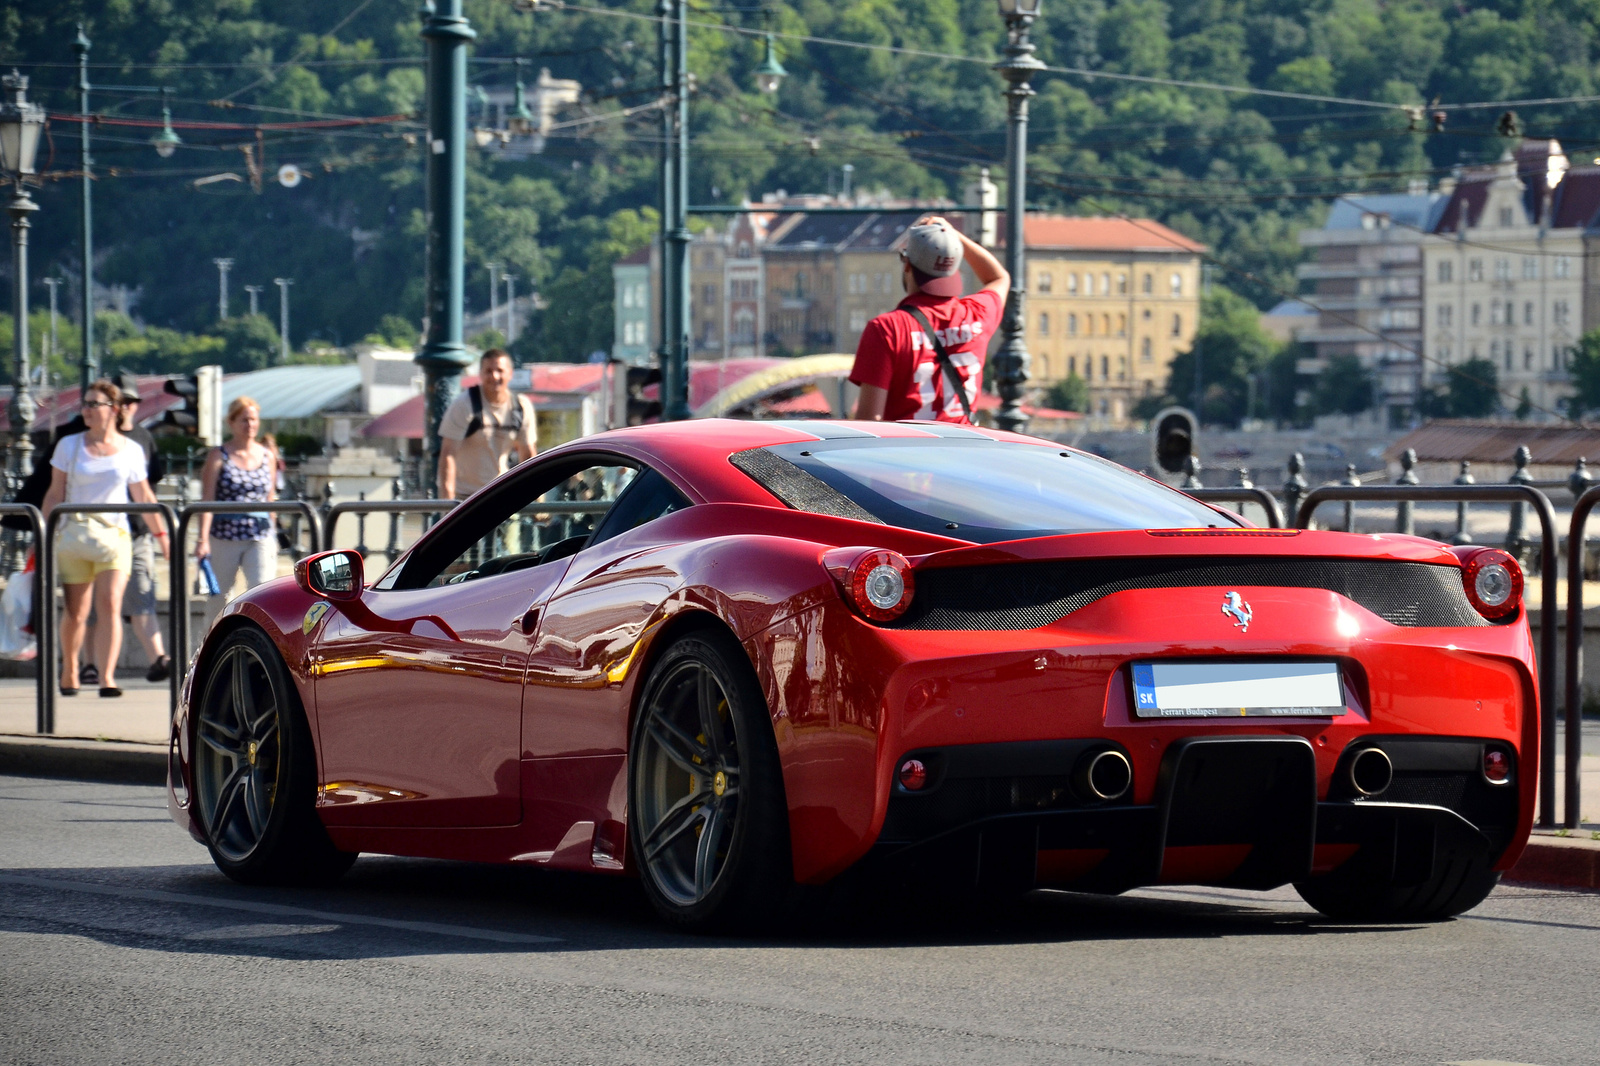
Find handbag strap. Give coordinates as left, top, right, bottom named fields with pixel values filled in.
left=905, top=307, right=975, bottom=423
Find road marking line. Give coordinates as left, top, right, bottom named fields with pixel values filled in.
left=0, top=873, right=561, bottom=945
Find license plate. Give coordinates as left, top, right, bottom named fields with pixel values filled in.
left=1130, top=661, right=1346, bottom=718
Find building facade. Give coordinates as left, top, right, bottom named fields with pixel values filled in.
left=610, top=245, right=654, bottom=364
left=1020, top=216, right=1205, bottom=424
left=1296, top=191, right=1443, bottom=428
left=1422, top=142, right=1598, bottom=420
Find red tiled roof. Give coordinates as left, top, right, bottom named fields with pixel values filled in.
left=999, top=215, right=1206, bottom=253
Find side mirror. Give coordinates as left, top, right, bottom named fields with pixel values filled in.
left=294, top=550, right=364, bottom=601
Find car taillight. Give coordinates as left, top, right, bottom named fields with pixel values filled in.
left=822, top=547, right=916, bottom=622
left=1456, top=547, right=1523, bottom=620
left=897, top=758, right=928, bottom=791
left=1483, top=747, right=1513, bottom=784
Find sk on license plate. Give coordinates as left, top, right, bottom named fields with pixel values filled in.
left=1131, top=661, right=1346, bottom=718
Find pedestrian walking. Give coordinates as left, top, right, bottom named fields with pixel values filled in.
left=437, top=348, right=537, bottom=500
left=195, top=397, right=277, bottom=627
left=850, top=215, right=1010, bottom=424
left=41, top=378, right=170, bottom=697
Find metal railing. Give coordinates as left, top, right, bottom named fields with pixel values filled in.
left=170, top=501, right=323, bottom=704
left=40, top=502, right=177, bottom=735
left=1186, top=488, right=1286, bottom=529
left=1562, top=486, right=1600, bottom=829
left=1297, top=483, right=1563, bottom=827
left=0, top=503, right=45, bottom=731
left=324, top=499, right=456, bottom=555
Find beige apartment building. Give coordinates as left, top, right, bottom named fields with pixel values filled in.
left=1017, top=216, right=1205, bottom=424
left=1422, top=141, right=1599, bottom=420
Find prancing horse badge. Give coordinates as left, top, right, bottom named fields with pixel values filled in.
left=302, top=601, right=331, bottom=635
left=1221, top=591, right=1252, bottom=632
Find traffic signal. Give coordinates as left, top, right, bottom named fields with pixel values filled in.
left=1150, top=406, right=1198, bottom=477
left=162, top=365, right=223, bottom=444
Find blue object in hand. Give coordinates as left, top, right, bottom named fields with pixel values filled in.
left=197, top=556, right=222, bottom=596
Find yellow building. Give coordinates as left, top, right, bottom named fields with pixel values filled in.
left=1015, top=216, right=1205, bottom=425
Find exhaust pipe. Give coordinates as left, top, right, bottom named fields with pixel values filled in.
left=1074, top=748, right=1133, bottom=802
left=1348, top=747, right=1393, bottom=797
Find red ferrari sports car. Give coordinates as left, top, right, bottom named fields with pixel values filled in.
left=167, top=418, right=1535, bottom=930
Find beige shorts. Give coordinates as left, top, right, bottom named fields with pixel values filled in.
left=57, top=525, right=132, bottom=584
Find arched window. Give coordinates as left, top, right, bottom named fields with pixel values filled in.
left=1170, top=273, right=1183, bottom=296
left=1038, top=312, right=1050, bottom=337
left=1038, top=355, right=1051, bottom=378
left=1140, top=337, right=1152, bottom=360
left=1142, top=273, right=1153, bottom=294
left=1116, top=313, right=1126, bottom=336
left=1101, top=355, right=1110, bottom=379
left=1117, top=274, right=1128, bottom=295
left=1171, top=313, right=1182, bottom=336
left=1068, top=313, right=1078, bottom=335
left=1101, top=272, right=1112, bottom=295
left=1067, top=273, right=1079, bottom=295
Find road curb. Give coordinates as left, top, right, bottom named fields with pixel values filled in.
left=1505, top=834, right=1600, bottom=892
left=0, top=734, right=167, bottom=786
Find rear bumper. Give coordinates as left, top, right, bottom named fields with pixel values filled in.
left=864, top=735, right=1520, bottom=892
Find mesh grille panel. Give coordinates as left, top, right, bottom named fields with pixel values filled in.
left=891, top=557, right=1492, bottom=630
left=729, top=448, right=883, bottom=524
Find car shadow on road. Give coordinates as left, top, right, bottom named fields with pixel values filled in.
left=0, top=855, right=1426, bottom=964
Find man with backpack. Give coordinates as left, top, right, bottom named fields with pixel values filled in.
left=437, top=348, right=538, bottom=500
left=850, top=215, right=1010, bottom=424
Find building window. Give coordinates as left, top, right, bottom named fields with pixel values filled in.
left=1438, top=304, right=1452, bottom=328
left=1170, top=273, right=1182, bottom=296
left=1525, top=346, right=1534, bottom=370
left=1039, top=312, right=1050, bottom=337
left=1490, top=302, right=1503, bottom=326
left=703, top=284, right=716, bottom=306
left=1494, top=258, right=1510, bottom=281
left=1038, top=355, right=1051, bottom=378
left=1438, top=260, right=1453, bottom=283
left=1524, top=301, right=1534, bottom=325
left=1471, top=303, right=1481, bottom=326
left=1037, top=272, right=1053, bottom=293
left=1068, top=313, right=1078, bottom=335
left=1142, top=273, right=1153, bottom=294
left=1118, top=356, right=1127, bottom=381
left=1101, top=355, right=1110, bottom=379
left=1555, top=299, right=1571, bottom=326
left=1468, top=259, right=1483, bottom=281
left=1491, top=339, right=1501, bottom=361
left=1067, top=273, right=1079, bottom=295
left=1499, top=207, right=1515, bottom=227
left=1142, top=308, right=1152, bottom=321
left=1102, top=272, right=1111, bottom=296
left=1116, top=313, right=1126, bottom=337
left=1523, top=257, right=1538, bottom=280
left=1085, top=315, right=1095, bottom=337
left=1439, top=344, right=1451, bottom=364
left=1555, top=345, right=1564, bottom=368
left=795, top=271, right=807, bottom=295
left=1069, top=356, right=1077, bottom=376
left=1117, top=274, right=1128, bottom=295
left=1171, top=313, right=1182, bottom=336
left=1141, top=337, right=1152, bottom=360
left=1505, top=300, right=1515, bottom=325
left=1556, top=256, right=1573, bottom=279
left=848, top=309, right=868, bottom=333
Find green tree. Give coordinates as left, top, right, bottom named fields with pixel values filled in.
left=216, top=315, right=281, bottom=372
left=1155, top=286, right=1285, bottom=426
left=1042, top=373, right=1090, bottom=413
left=1312, top=354, right=1374, bottom=416
left=1565, top=330, right=1600, bottom=418
left=1426, top=357, right=1501, bottom=419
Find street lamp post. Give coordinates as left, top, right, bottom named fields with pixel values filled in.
left=212, top=258, right=233, bottom=322
left=244, top=284, right=262, bottom=318
left=273, top=278, right=292, bottom=363
left=658, top=0, right=691, bottom=421
left=486, top=261, right=499, bottom=337
left=993, top=0, right=1043, bottom=433
left=417, top=0, right=476, bottom=494
left=1, top=70, right=45, bottom=490
left=75, top=26, right=96, bottom=393
left=502, top=274, right=517, bottom=344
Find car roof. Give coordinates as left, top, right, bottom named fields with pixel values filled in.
left=537, top=418, right=1063, bottom=506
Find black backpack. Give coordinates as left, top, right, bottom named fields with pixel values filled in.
left=464, top=385, right=526, bottom=438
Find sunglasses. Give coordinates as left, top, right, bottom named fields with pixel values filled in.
left=81, top=400, right=116, bottom=410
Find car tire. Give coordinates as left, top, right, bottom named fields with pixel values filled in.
left=629, top=628, right=793, bottom=933
left=193, top=625, right=356, bottom=886
left=1293, top=848, right=1500, bottom=922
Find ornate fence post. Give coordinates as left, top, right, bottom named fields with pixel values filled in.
left=1182, top=455, right=1204, bottom=489
left=387, top=476, right=403, bottom=561
left=354, top=491, right=370, bottom=557
left=1236, top=467, right=1252, bottom=488
left=1395, top=447, right=1418, bottom=535
left=1569, top=456, right=1593, bottom=501
left=1452, top=460, right=1475, bottom=545
left=1341, top=463, right=1361, bottom=532
left=1284, top=453, right=1307, bottom=529
left=1506, top=445, right=1532, bottom=560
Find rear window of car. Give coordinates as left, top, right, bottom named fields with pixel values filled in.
left=745, top=439, right=1234, bottom=542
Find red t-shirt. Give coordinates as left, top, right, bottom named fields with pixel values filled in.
left=849, top=290, right=1003, bottom=423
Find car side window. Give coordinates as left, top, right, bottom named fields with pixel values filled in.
left=383, top=457, right=641, bottom=590
left=585, top=467, right=692, bottom=549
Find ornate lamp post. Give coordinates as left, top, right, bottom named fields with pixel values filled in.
left=993, top=0, right=1043, bottom=433
left=416, top=0, right=476, bottom=493
left=754, top=33, right=787, bottom=95
left=1, top=70, right=45, bottom=490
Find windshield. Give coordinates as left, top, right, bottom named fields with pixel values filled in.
left=760, top=439, right=1233, bottom=542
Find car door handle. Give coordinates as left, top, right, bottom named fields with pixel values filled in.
left=518, top=607, right=540, bottom=635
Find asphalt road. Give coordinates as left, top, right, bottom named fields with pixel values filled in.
left=3, top=774, right=1598, bottom=1066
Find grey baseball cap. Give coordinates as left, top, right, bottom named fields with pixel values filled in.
left=901, top=221, right=965, bottom=297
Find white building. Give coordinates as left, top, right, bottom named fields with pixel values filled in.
left=1422, top=140, right=1599, bottom=419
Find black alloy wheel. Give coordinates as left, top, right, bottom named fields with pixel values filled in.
left=194, top=625, right=355, bottom=885
left=629, top=629, right=791, bottom=931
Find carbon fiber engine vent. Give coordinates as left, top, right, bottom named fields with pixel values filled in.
left=889, top=556, right=1494, bottom=630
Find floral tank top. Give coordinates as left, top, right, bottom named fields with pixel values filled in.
left=213, top=447, right=273, bottom=540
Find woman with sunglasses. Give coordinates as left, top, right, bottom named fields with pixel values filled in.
left=40, top=379, right=170, bottom=697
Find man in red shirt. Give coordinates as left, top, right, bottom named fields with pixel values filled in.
left=850, top=214, right=1011, bottom=423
